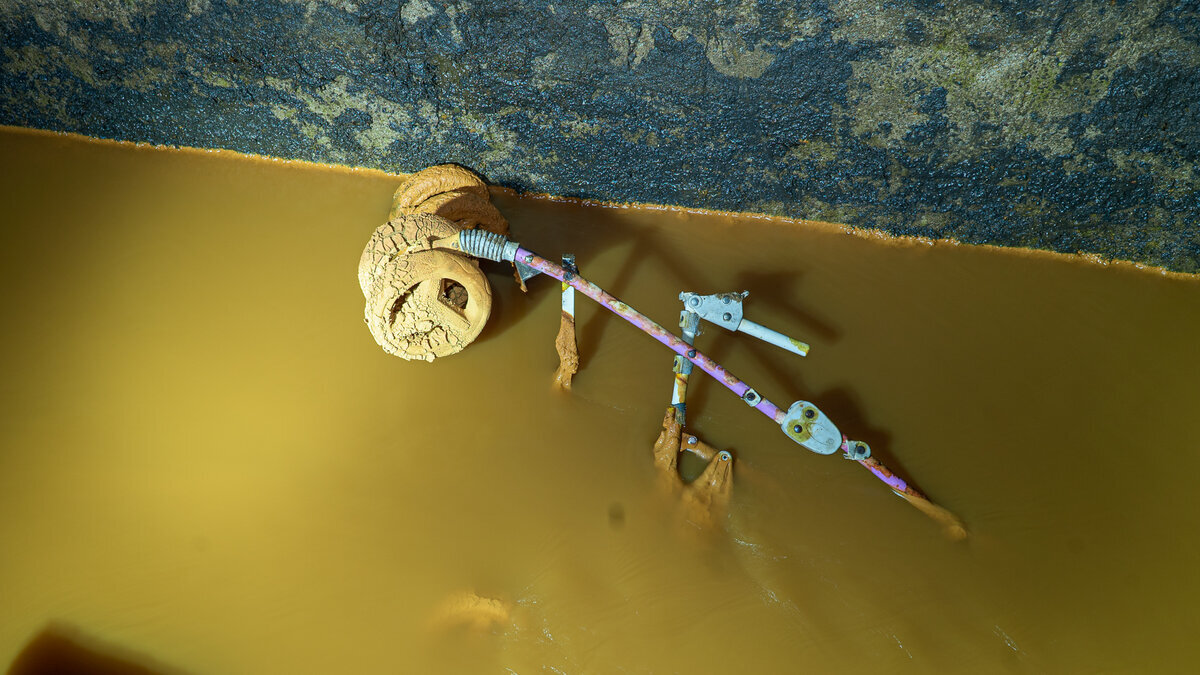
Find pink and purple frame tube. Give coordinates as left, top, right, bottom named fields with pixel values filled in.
left=512, top=245, right=926, bottom=500
left=516, top=247, right=786, bottom=423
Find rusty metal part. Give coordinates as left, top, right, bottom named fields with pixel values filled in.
left=858, top=456, right=967, bottom=540
left=670, top=308, right=702, bottom=426
left=507, top=245, right=789, bottom=421
left=444, top=228, right=964, bottom=537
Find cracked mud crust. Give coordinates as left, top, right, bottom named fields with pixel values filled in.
left=652, top=406, right=734, bottom=532
left=359, top=164, right=508, bottom=362
left=359, top=213, right=491, bottom=362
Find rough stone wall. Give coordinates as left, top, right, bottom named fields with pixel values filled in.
left=2, top=0, right=1197, bottom=271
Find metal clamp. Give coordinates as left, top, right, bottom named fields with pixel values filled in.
left=680, top=291, right=747, bottom=331
left=842, top=439, right=871, bottom=460
left=678, top=291, right=809, bottom=357
left=780, top=400, right=842, bottom=455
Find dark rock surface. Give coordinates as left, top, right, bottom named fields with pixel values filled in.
left=2, top=0, right=1197, bottom=271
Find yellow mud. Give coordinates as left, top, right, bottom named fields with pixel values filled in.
left=552, top=311, right=579, bottom=390
left=2, top=126, right=1199, bottom=673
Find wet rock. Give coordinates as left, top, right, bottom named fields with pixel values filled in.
left=1, top=0, right=1196, bottom=271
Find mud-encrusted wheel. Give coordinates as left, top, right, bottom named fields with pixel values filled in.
left=360, top=213, right=491, bottom=362
left=388, top=164, right=508, bottom=235
left=360, top=164, right=506, bottom=361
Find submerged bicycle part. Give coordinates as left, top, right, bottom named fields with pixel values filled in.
left=669, top=291, right=869, bottom=458
left=360, top=214, right=491, bottom=361
left=553, top=254, right=580, bottom=390
left=409, top=228, right=962, bottom=536
left=654, top=406, right=734, bottom=531
left=415, top=229, right=867, bottom=458
left=360, top=165, right=507, bottom=361
left=780, top=401, right=842, bottom=455
left=669, top=308, right=702, bottom=426
left=679, top=291, right=809, bottom=357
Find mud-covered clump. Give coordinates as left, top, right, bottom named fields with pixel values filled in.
left=359, top=165, right=507, bottom=362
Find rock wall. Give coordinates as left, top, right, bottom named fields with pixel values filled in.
left=2, top=0, right=1197, bottom=271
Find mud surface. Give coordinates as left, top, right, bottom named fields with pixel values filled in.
left=1, top=128, right=1199, bottom=673
left=1, top=1, right=1198, bottom=271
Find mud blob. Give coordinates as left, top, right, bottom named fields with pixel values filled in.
left=427, top=591, right=513, bottom=634
left=652, top=406, right=734, bottom=531
left=552, top=310, right=579, bottom=390
left=359, top=165, right=508, bottom=361
left=388, top=164, right=508, bottom=236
